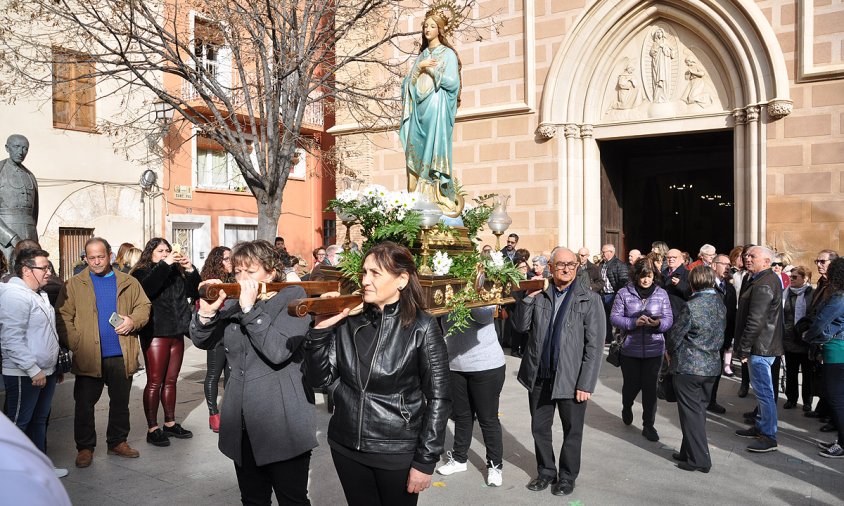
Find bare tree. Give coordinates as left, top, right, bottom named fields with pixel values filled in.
left=0, top=0, right=491, bottom=239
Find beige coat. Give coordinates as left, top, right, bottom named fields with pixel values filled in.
left=56, top=268, right=151, bottom=378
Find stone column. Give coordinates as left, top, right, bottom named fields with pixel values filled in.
left=745, top=105, right=760, bottom=244
left=733, top=108, right=746, bottom=246
left=564, top=124, right=581, bottom=249
left=580, top=124, right=600, bottom=253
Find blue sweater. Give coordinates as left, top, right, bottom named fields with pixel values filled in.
left=90, top=271, right=122, bottom=358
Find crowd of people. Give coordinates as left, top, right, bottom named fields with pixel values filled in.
left=1, top=232, right=843, bottom=505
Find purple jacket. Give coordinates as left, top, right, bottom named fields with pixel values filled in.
left=610, top=284, right=673, bottom=358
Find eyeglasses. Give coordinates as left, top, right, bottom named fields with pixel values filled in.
left=790, top=275, right=801, bottom=280
left=771, top=262, right=784, bottom=267
left=713, top=261, right=730, bottom=267
left=27, top=265, right=53, bottom=273
left=815, top=259, right=830, bottom=265
left=554, top=262, right=579, bottom=271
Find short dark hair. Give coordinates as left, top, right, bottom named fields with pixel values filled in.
left=689, top=265, right=717, bottom=292
left=232, top=240, right=284, bottom=281
left=275, top=236, right=284, bottom=243
left=85, top=236, right=112, bottom=255
left=631, top=257, right=661, bottom=284
left=14, top=248, right=50, bottom=277
left=312, top=247, right=326, bottom=260
left=507, top=233, right=519, bottom=242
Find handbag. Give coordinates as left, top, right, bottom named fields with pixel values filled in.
left=606, top=338, right=622, bottom=367
left=657, top=372, right=677, bottom=402
left=56, top=347, right=73, bottom=374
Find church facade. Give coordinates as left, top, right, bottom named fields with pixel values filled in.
left=333, top=0, right=844, bottom=265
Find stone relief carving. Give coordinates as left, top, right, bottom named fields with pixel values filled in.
left=646, top=27, right=676, bottom=103
left=745, top=105, right=760, bottom=122
left=536, top=123, right=557, bottom=139
left=680, top=54, right=713, bottom=108
left=608, top=59, right=645, bottom=112
left=564, top=124, right=580, bottom=138
left=603, top=23, right=727, bottom=121
left=767, top=99, right=793, bottom=119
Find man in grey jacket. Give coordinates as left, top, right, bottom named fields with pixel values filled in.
left=514, top=247, right=604, bottom=497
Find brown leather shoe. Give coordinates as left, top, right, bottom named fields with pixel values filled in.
left=75, top=449, right=93, bottom=468
left=107, top=442, right=140, bottom=458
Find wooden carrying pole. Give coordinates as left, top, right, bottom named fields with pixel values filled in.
left=198, top=281, right=340, bottom=302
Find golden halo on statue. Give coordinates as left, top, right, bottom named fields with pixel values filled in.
left=425, top=0, right=463, bottom=37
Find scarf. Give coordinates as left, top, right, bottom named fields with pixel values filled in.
left=790, top=284, right=809, bottom=322
left=635, top=282, right=657, bottom=300
left=539, top=286, right=572, bottom=379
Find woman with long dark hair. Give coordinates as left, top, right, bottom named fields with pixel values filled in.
left=191, top=240, right=317, bottom=504
left=199, top=246, right=233, bottom=432
left=610, top=258, right=674, bottom=442
left=304, top=241, right=450, bottom=506
left=130, top=238, right=200, bottom=446
left=807, top=257, right=844, bottom=458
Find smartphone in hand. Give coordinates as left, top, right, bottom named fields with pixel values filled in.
left=109, top=312, right=124, bottom=329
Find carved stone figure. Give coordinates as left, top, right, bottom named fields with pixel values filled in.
left=680, top=55, right=712, bottom=107
left=610, top=63, right=644, bottom=110
left=400, top=8, right=464, bottom=216
left=649, top=28, right=675, bottom=103
left=0, top=134, right=39, bottom=261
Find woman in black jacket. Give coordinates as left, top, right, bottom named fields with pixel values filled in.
left=191, top=240, right=317, bottom=505
left=783, top=265, right=814, bottom=411
left=131, top=238, right=201, bottom=446
left=304, top=241, right=450, bottom=506
left=199, top=246, right=233, bottom=432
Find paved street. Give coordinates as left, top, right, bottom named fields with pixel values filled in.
left=7, top=342, right=843, bottom=506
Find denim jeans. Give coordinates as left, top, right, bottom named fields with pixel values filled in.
left=749, top=355, right=778, bottom=440
left=3, top=372, right=59, bottom=453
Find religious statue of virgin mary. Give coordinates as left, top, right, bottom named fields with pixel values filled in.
left=399, top=5, right=464, bottom=216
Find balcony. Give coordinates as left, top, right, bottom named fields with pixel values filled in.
left=180, top=81, right=324, bottom=129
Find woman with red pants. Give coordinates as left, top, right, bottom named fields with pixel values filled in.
left=131, top=238, right=201, bottom=446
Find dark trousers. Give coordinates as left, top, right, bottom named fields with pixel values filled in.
left=73, top=356, right=132, bottom=450
left=602, top=294, right=615, bottom=343
left=205, top=342, right=229, bottom=414
left=235, top=429, right=311, bottom=506
left=825, top=363, right=844, bottom=443
left=3, top=372, right=59, bottom=452
left=331, top=449, right=418, bottom=506
left=620, top=355, right=662, bottom=427
left=528, top=377, right=587, bottom=481
left=143, top=336, right=185, bottom=427
left=784, top=351, right=812, bottom=407
left=450, top=366, right=505, bottom=466
left=674, top=374, right=716, bottom=469
left=709, top=348, right=727, bottom=405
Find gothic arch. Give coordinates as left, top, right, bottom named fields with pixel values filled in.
left=536, top=0, right=791, bottom=250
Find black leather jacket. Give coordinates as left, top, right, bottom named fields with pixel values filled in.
left=736, top=268, right=784, bottom=358
left=303, top=305, right=450, bottom=470
left=131, top=261, right=200, bottom=344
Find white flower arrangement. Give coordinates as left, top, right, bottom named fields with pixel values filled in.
left=337, top=189, right=358, bottom=203
left=431, top=250, right=452, bottom=276
left=489, top=250, right=505, bottom=268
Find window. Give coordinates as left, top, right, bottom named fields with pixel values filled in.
left=58, top=227, right=94, bottom=280
left=191, top=15, right=231, bottom=90
left=323, top=219, right=336, bottom=247
left=224, top=224, right=257, bottom=246
left=289, top=148, right=307, bottom=181
left=52, top=49, right=96, bottom=131
left=195, top=135, right=247, bottom=191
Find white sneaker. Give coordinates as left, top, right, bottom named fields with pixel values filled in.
left=487, top=464, right=503, bottom=487
left=436, top=452, right=467, bottom=476
left=54, top=468, right=69, bottom=478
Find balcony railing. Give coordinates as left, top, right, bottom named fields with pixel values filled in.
left=180, top=81, right=324, bottom=128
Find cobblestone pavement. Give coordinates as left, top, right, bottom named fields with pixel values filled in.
left=6, top=343, right=843, bottom=505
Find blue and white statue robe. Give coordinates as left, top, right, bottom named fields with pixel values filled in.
left=400, top=45, right=460, bottom=202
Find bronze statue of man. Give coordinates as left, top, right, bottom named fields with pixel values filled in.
left=0, top=134, right=39, bottom=261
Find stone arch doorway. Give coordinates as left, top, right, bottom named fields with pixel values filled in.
left=536, top=0, right=791, bottom=252
left=599, top=130, right=734, bottom=257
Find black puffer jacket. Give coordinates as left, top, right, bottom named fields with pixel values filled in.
left=132, top=261, right=201, bottom=344
left=736, top=268, right=784, bottom=358
left=303, top=305, right=450, bottom=472
left=603, top=257, right=629, bottom=293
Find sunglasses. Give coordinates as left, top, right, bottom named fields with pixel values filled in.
left=771, top=262, right=784, bottom=267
